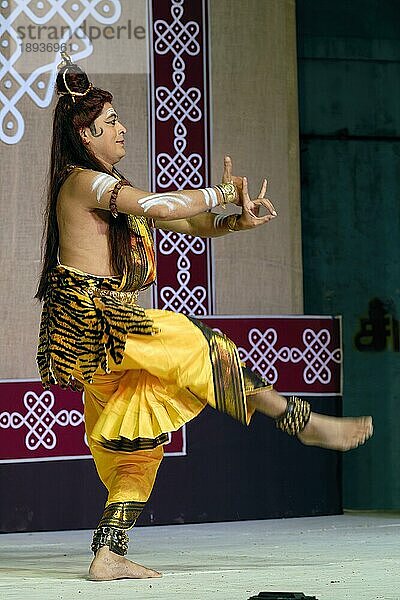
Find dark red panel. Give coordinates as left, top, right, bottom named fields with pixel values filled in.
left=149, top=0, right=213, bottom=314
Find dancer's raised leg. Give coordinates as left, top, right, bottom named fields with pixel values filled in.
left=248, top=388, right=373, bottom=451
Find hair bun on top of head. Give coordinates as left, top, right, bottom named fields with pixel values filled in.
left=56, top=52, right=93, bottom=103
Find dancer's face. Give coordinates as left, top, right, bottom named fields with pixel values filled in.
left=80, top=102, right=127, bottom=168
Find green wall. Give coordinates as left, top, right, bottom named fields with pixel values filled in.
left=297, top=0, right=400, bottom=508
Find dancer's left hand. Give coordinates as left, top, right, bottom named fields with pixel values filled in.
left=235, top=176, right=277, bottom=231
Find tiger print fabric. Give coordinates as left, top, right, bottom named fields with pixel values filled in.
left=37, top=265, right=157, bottom=390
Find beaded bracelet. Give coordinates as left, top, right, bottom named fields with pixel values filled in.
left=109, top=179, right=131, bottom=218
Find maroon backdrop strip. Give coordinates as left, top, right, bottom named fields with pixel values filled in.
left=0, top=317, right=341, bottom=463
left=148, top=0, right=213, bottom=314
left=0, top=381, right=185, bottom=464
left=202, top=316, right=342, bottom=395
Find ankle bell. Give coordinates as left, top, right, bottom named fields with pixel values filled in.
left=91, top=526, right=129, bottom=556
left=275, top=396, right=311, bottom=436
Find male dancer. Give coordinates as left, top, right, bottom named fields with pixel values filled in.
left=36, top=54, right=373, bottom=580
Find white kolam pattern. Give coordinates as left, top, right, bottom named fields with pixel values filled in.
left=0, top=0, right=121, bottom=144
left=238, top=327, right=342, bottom=386
left=0, top=384, right=187, bottom=461
left=0, top=389, right=84, bottom=451
left=154, top=0, right=202, bottom=190
left=158, top=230, right=207, bottom=313
left=151, top=0, right=211, bottom=315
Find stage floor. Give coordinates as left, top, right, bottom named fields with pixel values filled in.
left=1, top=512, right=399, bottom=600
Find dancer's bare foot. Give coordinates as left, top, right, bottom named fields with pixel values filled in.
left=298, top=413, right=373, bottom=451
left=88, top=546, right=162, bottom=581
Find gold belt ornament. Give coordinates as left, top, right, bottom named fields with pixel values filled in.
left=89, top=288, right=139, bottom=305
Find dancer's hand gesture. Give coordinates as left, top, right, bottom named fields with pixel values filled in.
left=221, top=155, right=277, bottom=230
left=236, top=176, right=277, bottom=230
left=221, top=155, right=243, bottom=203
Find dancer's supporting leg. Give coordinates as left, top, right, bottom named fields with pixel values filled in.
left=84, top=390, right=163, bottom=580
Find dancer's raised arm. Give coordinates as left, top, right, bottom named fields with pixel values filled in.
left=69, top=167, right=239, bottom=220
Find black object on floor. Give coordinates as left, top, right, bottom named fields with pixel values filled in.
left=248, top=594, right=318, bottom=600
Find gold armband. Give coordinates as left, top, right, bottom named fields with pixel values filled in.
left=226, top=214, right=240, bottom=232
left=214, top=213, right=240, bottom=233
left=214, top=182, right=238, bottom=208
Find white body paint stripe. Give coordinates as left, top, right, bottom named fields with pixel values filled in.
left=91, top=173, right=119, bottom=202
left=138, top=192, right=194, bottom=213
left=203, top=187, right=218, bottom=208
left=201, top=188, right=211, bottom=207
left=90, top=179, right=219, bottom=214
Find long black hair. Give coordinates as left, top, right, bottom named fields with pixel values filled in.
left=36, top=61, right=134, bottom=300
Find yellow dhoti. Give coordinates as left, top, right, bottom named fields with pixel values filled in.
left=37, top=263, right=271, bottom=538
left=79, top=309, right=270, bottom=526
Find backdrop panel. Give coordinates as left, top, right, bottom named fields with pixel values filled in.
left=0, top=0, right=341, bottom=534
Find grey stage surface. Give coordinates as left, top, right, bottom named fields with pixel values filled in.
left=1, top=513, right=399, bottom=600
